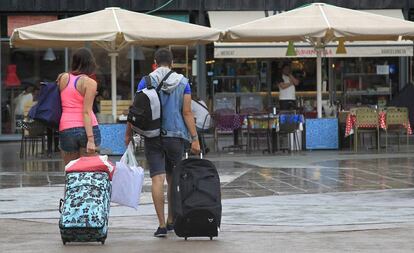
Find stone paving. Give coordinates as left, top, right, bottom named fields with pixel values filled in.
left=2, top=143, right=414, bottom=252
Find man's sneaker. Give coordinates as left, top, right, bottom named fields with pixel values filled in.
left=166, top=222, right=174, bottom=232
left=154, top=227, right=167, bottom=237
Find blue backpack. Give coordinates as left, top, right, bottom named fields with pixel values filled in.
left=28, top=81, right=62, bottom=128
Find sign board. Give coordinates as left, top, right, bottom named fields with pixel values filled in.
left=214, top=42, right=414, bottom=58
left=376, top=65, right=390, bottom=75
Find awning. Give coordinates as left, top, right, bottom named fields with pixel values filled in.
left=210, top=9, right=413, bottom=58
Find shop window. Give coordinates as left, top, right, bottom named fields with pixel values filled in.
left=332, top=57, right=399, bottom=110
left=1, top=43, right=65, bottom=134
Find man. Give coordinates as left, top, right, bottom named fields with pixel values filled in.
left=125, top=48, right=200, bottom=237
left=277, top=63, right=299, bottom=110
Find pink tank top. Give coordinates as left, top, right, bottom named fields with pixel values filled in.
left=59, top=74, right=98, bottom=131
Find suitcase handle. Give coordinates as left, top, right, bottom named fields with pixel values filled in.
left=59, top=199, right=64, bottom=213
left=185, top=152, right=203, bottom=159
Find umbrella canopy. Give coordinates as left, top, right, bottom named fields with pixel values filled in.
left=10, top=7, right=222, bottom=121
left=11, top=7, right=222, bottom=49
left=225, top=3, right=414, bottom=43
left=224, top=3, right=414, bottom=118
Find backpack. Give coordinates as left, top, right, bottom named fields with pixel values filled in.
left=28, top=81, right=62, bottom=128
left=127, top=71, right=173, bottom=138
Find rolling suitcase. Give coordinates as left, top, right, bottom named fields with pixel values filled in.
left=172, top=154, right=221, bottom=240
left=59, top=171, right=111, bottom=245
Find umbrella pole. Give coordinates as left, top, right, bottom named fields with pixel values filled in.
left=316, top=48, right=322, bottom=118
left=109, top=52, right=118, bottom=122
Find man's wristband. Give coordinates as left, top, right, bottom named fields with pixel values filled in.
left=190, top=134, right=198, bottom=143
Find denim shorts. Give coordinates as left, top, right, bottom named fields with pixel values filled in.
left=144, top=137, right=184, bottom=178
left=59, top=126, right=101, bottom=152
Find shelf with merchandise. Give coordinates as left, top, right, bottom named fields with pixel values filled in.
left=342, top=71, right=392, bottom=104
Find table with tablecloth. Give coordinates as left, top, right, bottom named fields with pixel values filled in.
left=345, top=111, right=412, bottom=137
left=213, top=112, right=245, bottom=150
left=242, top=114, right=304, bottom=130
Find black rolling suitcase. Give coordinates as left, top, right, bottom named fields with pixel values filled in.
left=172, top=154, right=221, bottom=240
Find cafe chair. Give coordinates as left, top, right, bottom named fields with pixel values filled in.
left=384, top=107, right=409, bottom=151
left=240, top=95, right=263, bottom=114
left=246, top=113, right=272, bottom=154
left=19, top=120, right=47, bottom=159
left=240, top=107, right=260, bottom=115
left=99, top=100, right=131, bottom=123
left=19, top=101, right=47, bottom=158
left=212, top=109, right=244, bottom=152
left=353, top=107, right=379, bottom=152
left=277, top=112, right=301, bottom=152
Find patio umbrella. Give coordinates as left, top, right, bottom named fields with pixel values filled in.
left=10, top=7, right=222, bottom=121
left=223, top=3, right=414, bottom=118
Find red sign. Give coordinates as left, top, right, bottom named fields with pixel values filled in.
left=7, top=15, right=57, bottom=36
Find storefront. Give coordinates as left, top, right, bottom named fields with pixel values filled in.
left=0, top=13, right=193, bottom=140
left=0, top=0, right=413, bottom=140
left=207, top=9, right=413, bottom=114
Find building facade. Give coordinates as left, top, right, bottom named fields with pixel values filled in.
left=0, top=0, right=413, bottom=137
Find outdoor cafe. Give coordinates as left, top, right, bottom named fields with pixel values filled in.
left=8, top=3, right=414, bottom=158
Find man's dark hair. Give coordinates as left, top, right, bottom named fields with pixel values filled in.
left=154, top=48, right=173, bottom=66
left=71, top=47, right=97, bottom=75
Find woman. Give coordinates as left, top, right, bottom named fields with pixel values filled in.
left=58, top=48, right=100, bottom=165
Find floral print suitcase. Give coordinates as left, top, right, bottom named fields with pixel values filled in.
left=59, top=172, right=111, bottom=245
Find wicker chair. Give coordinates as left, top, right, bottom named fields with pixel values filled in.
left=353, top=107, right=379, bottom=152
left=384, top=107, right=409, bottom=151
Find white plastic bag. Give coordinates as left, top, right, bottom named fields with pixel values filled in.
left=111, top=142, right=144, bottom=209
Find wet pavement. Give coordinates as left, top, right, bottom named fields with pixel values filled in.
left=3, top=141, right=414, bottom=205
left=2, top=142, right=414, bottom=199
left=2, top=142, right=414, bottom=252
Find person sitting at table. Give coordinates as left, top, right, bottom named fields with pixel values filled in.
left=191, top=94, right=211, bottom=154
left=277, top=63, right=299, bottom=111
left=14, top=84, right=34, bottom=122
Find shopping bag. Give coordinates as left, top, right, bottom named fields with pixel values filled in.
left=111, top=142, right=144, bottom=209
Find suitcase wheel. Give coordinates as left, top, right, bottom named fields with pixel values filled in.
left=210, top=237, right=213, bottom=240
left=101, top=240, right=105, bottom=245
left=62, top=240, right=66, bottom=245
left=185, top=237, right=188, bottom=241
